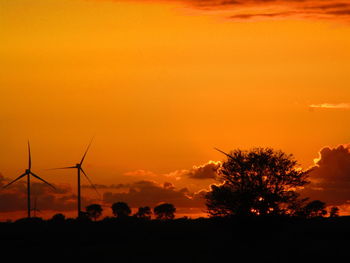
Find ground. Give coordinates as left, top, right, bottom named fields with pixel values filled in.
left=1, top=217, right=349, bottom=262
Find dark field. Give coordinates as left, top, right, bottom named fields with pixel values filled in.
left=1, top=217, right=349, bottom=262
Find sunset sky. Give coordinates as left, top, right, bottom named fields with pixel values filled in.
left=1, top=0, right=350, bottom=220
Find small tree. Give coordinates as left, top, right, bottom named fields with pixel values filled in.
left=112, top=202, right=131, bottom=218
left=154, top=203, right=176, bottom=220
left=86, top=204, right=103, bottom=221
left=329, top=206, right=340, bottom=218
left=303, top=200, right=327, bottom=218
left=206, top=148, right=310, bottom=217
left=50, top=213, right=65, bottom=222
left=134, top=206, right=152, bottom=219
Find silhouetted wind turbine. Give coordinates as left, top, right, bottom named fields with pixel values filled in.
left=51, top=139, right=99, bottom=218
left=3, top=142, right=56, bottom=218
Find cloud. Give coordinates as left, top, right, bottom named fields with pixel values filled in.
left=186, top=161, right=221, bottom=179
left=301, top=144, right=350, bottom=206
left=103, top=180, right=206, bottom=209
left=184, top=0, right=350, bottom=20
left=164, top=160, right=221, bottom=180
left=309, top=103, right=350, bottom=109
left=102, top=0, right=350, bottom=21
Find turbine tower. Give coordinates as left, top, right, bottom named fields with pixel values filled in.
left=32, top=195, right=41, bottom=218
left=3, top=142, right=56, bottom=218
left=52, top=139, right=99, bottom=218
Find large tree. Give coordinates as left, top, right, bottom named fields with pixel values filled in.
left=206, top=148, right=310, bottom=217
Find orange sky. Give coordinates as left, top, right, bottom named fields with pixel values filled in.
left=1, top=0, right=350, bottom=219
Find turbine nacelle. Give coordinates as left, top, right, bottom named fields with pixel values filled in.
left=76, top=164, right=81, bottom=168
left=25, top=169, right=31, bottom=174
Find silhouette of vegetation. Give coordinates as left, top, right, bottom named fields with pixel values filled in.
left=330, top=206, right=340, bottom=218
left=50, top=213, right=66, bottom=222
left=0, top=216, right=347, bottom=262
left=134, top=206, right=152, bottom=219
left=206, top=148, right=310, bottom=217
left=154, top=203, right=176, bottom=220
left=112, top=202, right=131, bottom=218
left=77, top=211, right=92, bottom=222
left=286, top=196, right=310, bottom=217
left=303, top=200, right=327, bottom=218
left=86, top=204, right=103, bottom=221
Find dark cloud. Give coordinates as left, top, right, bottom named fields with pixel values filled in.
left=230, top=11, right=295, bottom=19
left=301, top=145, right=350, bottom=206
left=103, top=180, right=206, bottom=209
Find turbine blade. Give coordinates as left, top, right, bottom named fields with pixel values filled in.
left=28, top=141, right=31, bottom=169
left=214, top=147, right=235, bottom=159
left=30, top=172, right=56, bottom=190
left=80, top=137, right=94, bottom=165
left=47, top=166, right=76, bottom=170
left=80, top=168, right=100, bottom=197
left=3, top=173, right=27, bottom=188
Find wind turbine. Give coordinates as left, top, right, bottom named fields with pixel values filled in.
left=3, top=142, right=56, bottom=218
left=51, top=139, right=99, bottom=218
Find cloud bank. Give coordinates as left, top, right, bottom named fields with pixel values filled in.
left=301, top=144, right=350, bottom=206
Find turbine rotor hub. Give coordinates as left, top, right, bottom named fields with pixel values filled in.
left=25, top=169, right=30, bottom=174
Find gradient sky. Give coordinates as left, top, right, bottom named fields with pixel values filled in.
left=1, top=0, right=350, bottom=219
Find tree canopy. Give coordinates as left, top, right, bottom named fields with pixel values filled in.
left=134, top=206, right=152, bottom=219
left=112, top=202, right=131, bottom=218
left=154, top=203, right=176, bottom=220
left=86, top=204, right=103, bottom=221
left=206, top=148, right=310, bottom=217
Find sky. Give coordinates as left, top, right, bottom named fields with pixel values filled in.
left=1, top=0, right=350, bottom=220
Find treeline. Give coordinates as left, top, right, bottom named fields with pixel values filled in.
left=43, top=202, right=177, bottom=222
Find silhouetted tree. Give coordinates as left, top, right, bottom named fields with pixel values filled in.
left=86, top=204, right=103, bottom=221
left=50, top=213, right=66, bottom=222
left=302, top=200, right=327, bottom=218
left=134, top=206, right=152, bottom=219
left=112, top=202, right=131, bottom=218
left=286, top=195, right=310, bottom=217
left=329, top=206, right=340, bottom=218
left=206, top=148, right=310, bottom=217
left=77, top=211, right=91, bottom=221
left=154, top=203, right=176, bottom=220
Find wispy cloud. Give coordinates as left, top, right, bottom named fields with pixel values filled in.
left=309, top=103, right=350, bottom=109
left=185, top=0, right=350, bottom=20
left=103, top=0, right=350, bottom=21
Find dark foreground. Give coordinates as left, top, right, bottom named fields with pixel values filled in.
left=1, top=217, right=350, bottom=262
